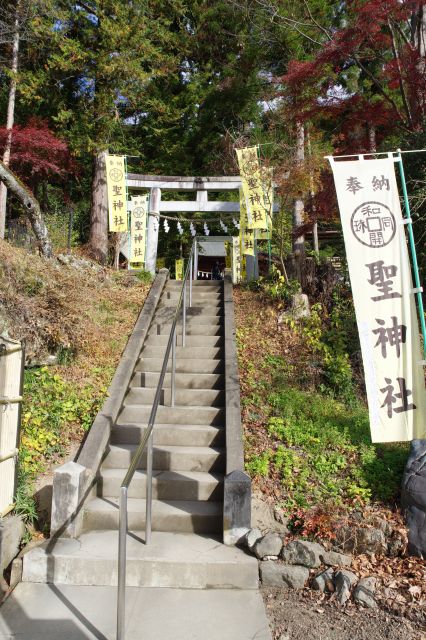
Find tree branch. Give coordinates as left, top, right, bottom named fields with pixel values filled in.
left=351, top=53, right=410, bottom=129
left=387, top=18, right=414, bottom=129
left=390, top=17, right=415, bottom=50
left=303, top=0, right=332, bottom=42
left=0, top=161, right=52, bottom=257
left=75, top=1, right=97, bottom=17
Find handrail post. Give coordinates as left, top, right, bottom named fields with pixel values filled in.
left=189, top=252, right=193, bottom=307
left=182, top=278, right=187, bottom=347
left=145, top=430, right=153, bottom=545
left=117, top=486, right=128, bottom=640
left=171, top=327, right=176, bottom=407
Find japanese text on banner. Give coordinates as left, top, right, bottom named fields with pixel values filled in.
left=232, top=236, right=242, bottom=283
left=106, top=155, right=128, bottom=233
left=329, top=157, right=426, bottom=443
left=130, top=194, right=148, bottom=263
left=236, top=146, right=269, bottom=230
left=239, top=187, right=255, bottom=256
left=175, top=259, right=184, bottom=281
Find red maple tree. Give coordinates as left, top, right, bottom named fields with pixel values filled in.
left=0, top=118, right=75, bottom=183
left=280, top=0, right=426, bottom=152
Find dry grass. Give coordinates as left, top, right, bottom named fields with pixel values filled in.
left=0, top=240, right=151, bottom=387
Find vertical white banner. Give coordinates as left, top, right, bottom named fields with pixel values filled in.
left=232, top=236, right=241, bottom=283
left=329, top=157, right=426, bottom=442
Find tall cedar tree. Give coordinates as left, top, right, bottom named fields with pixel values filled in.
left=14, top=1, right=185, bottom=262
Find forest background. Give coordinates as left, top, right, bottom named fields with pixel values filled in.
left=0, top=0, right=426, bottom=266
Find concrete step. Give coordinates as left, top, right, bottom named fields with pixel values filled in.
left=152, top=313, right=223, bottom=325
left=166, top=280, right=223, bottom=288
left=119, top=404, right=224, bottom=425
left=1, top=583, right=271, bottom=639
left=83, top=497, right=222, bottom=533
left=21, top=531, right=259, bottom=589
left=112, top=423, right=225, bottom=447
left=125, top=387, right=225, bottom=407
left=148, top=324, right=223, bottom=336
left=103, top=443, right=225, bottom=473
left=143, top=334, right=224, bottom=347
left=131, top=371, right=225, bottom=389
left=156, top=305, right=223, bottom=317
left=140, top=345, right=223, bottom=360
left=163, top=291, right=223, bottom=302
left=136, top=358, right=224, bottom=374
left=98, top=469, right=223, bottom=501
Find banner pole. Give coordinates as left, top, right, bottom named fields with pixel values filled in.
left=396, top=152, right=426, bottom=358
left=124, top=155, right=131, bottom=270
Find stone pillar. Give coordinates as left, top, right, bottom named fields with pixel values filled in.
left=194, top=240, right=198, bottom=280
left=223, top=470, right=251, bottom=545
left=246, top=254, right=255, bottom=280
left=50, top=461, right=86, bottom=538
left=145, top=187, right=161, bottom=275
left=402, top=439, right=426, bottom=557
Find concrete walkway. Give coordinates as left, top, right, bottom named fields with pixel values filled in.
left=0, top=582, right=272, bottom=640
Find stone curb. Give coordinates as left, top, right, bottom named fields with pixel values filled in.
left=223, top=271, right=251, bottom=545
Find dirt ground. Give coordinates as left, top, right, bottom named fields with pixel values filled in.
left=262, top=587, right=426, bottom=640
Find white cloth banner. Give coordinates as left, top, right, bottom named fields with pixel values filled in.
left=329, top=157, right=426, bottom=443
left=232, top=236, right=241, bottom=284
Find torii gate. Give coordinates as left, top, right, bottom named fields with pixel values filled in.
left=125, top=174, right=278, bottom=277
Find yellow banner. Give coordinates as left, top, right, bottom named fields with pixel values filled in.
left=236, top=147, right=269, bottom=230
left=130, top=194, right=148, bottom=263
left=261, top=166, right=274, bottom=230
left=239, top=188, right=249, bottom=231
left=106, top=155, right=128, bottom=233
left=242, top=229, right=255, bottom=256
left=175, top=259, right=184, bottom=280
left=241, top=253, right=247, bottom=280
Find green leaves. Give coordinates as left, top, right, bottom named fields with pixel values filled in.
left=20, top=366, right=103, bottom=475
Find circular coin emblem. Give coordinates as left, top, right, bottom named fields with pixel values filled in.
left=350, top=201, right=396, bottom=248
left=133, top=206, right=143, bottom=219
left=109, top=168, right=123, bottom=182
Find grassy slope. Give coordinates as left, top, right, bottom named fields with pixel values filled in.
left=233, top=285, right=408, bottom=536
left=0, top=241, right=151, bottom=526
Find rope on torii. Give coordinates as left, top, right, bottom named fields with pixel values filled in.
left=159, top=213, right=237, bottom=224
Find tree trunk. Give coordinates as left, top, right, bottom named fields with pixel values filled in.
left=411, top=5, right=426, bottom=118
left=293, top=122, right=305, bottom=284
left=411, top=4, right=426, bottom=56
left=367, top=122, right=377, bottom=153
left=0, top=0, right=21, bottom=239
left=0, top=161, right=52, bottom=258
left=89, top=150, right=109, bottom=264
left=293, top=122, right=305, bottom=255
left=307, top=126, right=318, bottom=256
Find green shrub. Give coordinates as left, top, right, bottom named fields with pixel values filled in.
left=134, top=269, right=153, bottom=283
left=263, top=386, right=407, bottom=511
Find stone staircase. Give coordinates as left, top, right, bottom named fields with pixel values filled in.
left=86, top=279, right=226, bottom=535
left=22, top=276, right=257, bottom=590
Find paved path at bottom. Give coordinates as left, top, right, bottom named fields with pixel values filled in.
left=0, top=582, right=272, bottom=640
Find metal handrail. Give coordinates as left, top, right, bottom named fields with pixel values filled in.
left=117, top=240, right=196, bottom=640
